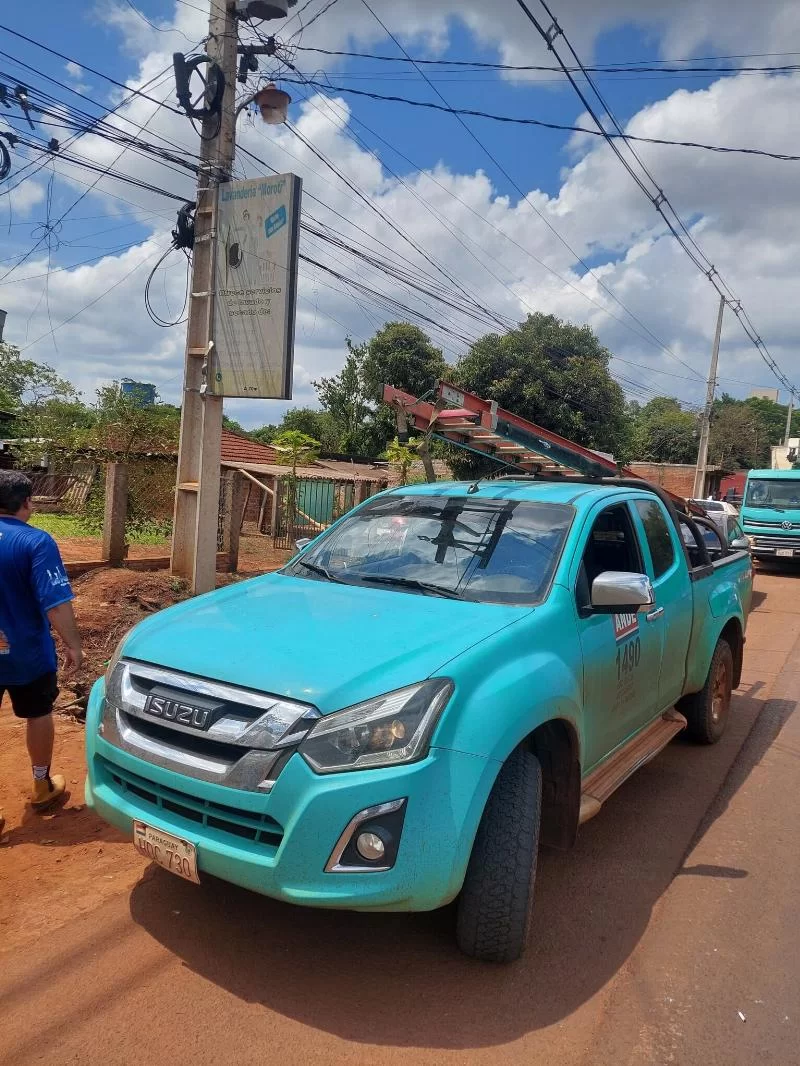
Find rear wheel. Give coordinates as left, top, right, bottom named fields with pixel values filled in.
left=679, top=638, right=733, bottom=744
left=456, top=746, right=542, bottom=963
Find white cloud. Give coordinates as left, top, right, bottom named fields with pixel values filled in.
left=1, top=1, right=798, bottom=429
left=5, top=180, right=46, bottom=216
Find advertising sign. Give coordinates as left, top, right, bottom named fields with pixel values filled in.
left=212, top=173, right=302, bottom=398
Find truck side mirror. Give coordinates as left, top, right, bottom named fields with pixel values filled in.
left=591, top=571, right=655, bottom=614
left=730, top=536, right=750, bottom=552
left=295, top=538, right=312, bottom=553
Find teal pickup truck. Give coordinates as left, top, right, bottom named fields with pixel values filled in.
left=86, top=477, right=752, bottom=962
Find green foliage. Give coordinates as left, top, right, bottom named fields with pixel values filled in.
left=222, top=414, right=247, bottom=435
left=450, top=313, right=630, bottom=477
left=384, top=437, right=417, bottom=485
left=30, top=510, right=170, bottom=546
left=272, top=430, right=320, bottom=475
left=699, top=394, right=799, bottom=471
left=313, top=340, right=378, bottom=456
left=0, top=341, right=78, bottom=416
left=631, top=397, right=698, bottom=464
left=250, top=424, right=279, bottom=445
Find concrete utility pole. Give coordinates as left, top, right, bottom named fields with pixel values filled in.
left=784, top=393, right=794, bottom=445
left=692, top=294, right=726, bottom=500
left=171, top=1, right=239, bottom=594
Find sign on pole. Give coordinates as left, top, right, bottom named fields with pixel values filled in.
left=212, top=173, right=302, bottom=398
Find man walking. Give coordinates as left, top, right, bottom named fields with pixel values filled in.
left=0, top=470, right=82, bottom=831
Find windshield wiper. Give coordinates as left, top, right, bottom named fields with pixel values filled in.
left=353, top=573, right=463, bottom=599
left=295, top=559, right=346, bottom=584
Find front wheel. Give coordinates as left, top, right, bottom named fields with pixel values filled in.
left=679, top=638, right=734, bottom=744
left=456, top=746, right=542, bottom=963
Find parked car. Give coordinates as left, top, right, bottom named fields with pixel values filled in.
left=690, top=498, right=740, bottom=518
left=86, top=478, right=752, bottom=962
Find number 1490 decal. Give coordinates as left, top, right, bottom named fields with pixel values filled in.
left=616, top=637, right=641, bottom=680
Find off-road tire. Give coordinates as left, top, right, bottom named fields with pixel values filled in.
left=679, top=638, right=734, bottom=745
left=456, top=746, right=542, bottom=963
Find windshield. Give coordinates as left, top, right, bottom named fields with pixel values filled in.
left=745, top=478, right=800, bottom=510
left=285, top=495, right=574, bottom=605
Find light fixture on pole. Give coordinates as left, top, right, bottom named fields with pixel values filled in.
left=255, top=83, right=291, bottom=124
left=236, top=0, right=297, bottom=20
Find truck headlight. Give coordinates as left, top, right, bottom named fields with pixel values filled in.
left=105, top=636, right=128, bottom=684
left=299, top=680, right=453, bottom=774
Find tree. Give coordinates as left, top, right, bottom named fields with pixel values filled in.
left=313, top=340, right=377, bottom=456
left=363, top=322, right=448, bottom=450
left=272, top=430, right=320, bottom=475
left=91, top=385, right=180, bottom=459
left=632, top=397, right=698, bottom=464
left=384, top=437, right=416, bottom=485
left=280, top=407, right=340, bottom=451
left=451, top=313, right=630, bottom=477
left=0, top=342, right=78, bottom=424
left=709, top=402, right=768, bottom=469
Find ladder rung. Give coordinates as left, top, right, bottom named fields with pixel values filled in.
left=435, top=408, right=478, bottom=421
left=188, top=347, right=207, bottom=356
left=178, top=482, right=199, bottom=492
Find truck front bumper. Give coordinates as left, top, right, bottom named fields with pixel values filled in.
left=85, top=679, right=499, bottom=912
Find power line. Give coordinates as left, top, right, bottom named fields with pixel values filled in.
left=279, top=77, right=800, bottom=163
left=349, top=0, right=705, bottom=383
left=511, top=0, right=798, bottom=397
left=293, top=45, right=800, bottom=77
left=0, top=75, right=188, bottom=282
left=18, top=245, right=163, bottom=352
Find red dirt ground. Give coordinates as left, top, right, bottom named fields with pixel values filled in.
left=0, top=552, right=288, bottom=951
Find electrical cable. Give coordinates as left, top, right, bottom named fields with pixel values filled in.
left=352, top=0, right=705, bottom=383
left=512, top=0, right=798, bottom=396
left=18, top=245, right=164, bottom=352
left=292, top=46, right=800, bottom=76
left=279, top=76, right=800, bottom=163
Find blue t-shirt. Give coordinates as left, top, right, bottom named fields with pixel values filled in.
left=0, top=517, right=74, bottom=686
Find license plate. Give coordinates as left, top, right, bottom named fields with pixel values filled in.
left=133, top=821, right=200, bottom=884
left=777, top=549, right=796, bottom=558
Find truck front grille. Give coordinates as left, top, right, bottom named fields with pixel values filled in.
left=751, top=536, right=800, bottom=551
left=103, top=759, right=285, bottom=848
left=746, top=520, right=800, bottom=530
left=101, top=660, right=319, bottom=793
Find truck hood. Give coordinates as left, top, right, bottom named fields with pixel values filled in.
left=120, top=573, right=528, bottom=713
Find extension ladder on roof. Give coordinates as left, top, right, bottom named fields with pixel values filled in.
left=383, top=381, right=691, bottom=509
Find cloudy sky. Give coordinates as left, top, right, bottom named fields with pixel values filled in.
left=1, top=0, right=799, bottom=427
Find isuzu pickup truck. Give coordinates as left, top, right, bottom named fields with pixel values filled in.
left=86, top=476, right=752, bottom=962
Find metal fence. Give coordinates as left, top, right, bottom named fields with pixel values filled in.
left=273, top=476, right=382, bottom=550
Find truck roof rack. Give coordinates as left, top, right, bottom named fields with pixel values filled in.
left=383, top=381, right=702, bottom=516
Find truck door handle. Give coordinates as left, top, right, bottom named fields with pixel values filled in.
left=646, top=607, right=665, bottom=622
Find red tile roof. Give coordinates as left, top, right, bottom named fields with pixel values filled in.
left=220, top=430, right=279, bottom=466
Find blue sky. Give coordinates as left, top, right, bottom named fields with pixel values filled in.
left=1, top=0, right=799, bottom=426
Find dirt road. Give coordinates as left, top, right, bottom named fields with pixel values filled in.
left=1, top=568, right=798, bottom=1065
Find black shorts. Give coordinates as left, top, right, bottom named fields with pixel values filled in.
left=0, top=672, right=59, bottom=719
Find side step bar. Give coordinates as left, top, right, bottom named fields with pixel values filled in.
left=579, top=709, right=688, bottom=825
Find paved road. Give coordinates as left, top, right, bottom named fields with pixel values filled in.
left=3, top=569, right=799, bottom=1066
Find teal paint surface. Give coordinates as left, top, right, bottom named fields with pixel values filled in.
left=86, top=479, right=751, bottom=912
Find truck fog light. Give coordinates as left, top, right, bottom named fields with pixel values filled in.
left=356, top=831, right=386, bottom=861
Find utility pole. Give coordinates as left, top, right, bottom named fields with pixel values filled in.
left=692, top=294, right=726, bottom=500
left=784, top=392, right=794, bottom=445
left=171, top=0, right=239, bottom=593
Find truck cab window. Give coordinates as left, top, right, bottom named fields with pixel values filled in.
left=634, top=500, right=675, bottom=578
left=577, top=504, right=642, bottom=608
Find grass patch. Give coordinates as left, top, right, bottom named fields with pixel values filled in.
left=31, top=513, right=170, bottom=546
left=31, top=513, right=93, bottom=539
